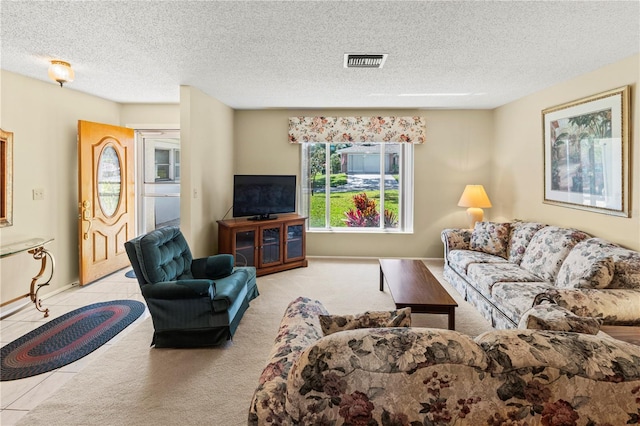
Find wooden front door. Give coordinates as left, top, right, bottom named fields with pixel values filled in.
left=78, top=121, right=135, bottom=285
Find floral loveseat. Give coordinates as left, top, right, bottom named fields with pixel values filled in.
left=441, top=222, right=640, bottom=330
left=248, top=297, right=640, bottom=425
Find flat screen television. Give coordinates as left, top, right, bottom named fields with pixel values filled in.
left=233, top=175, right=296, bottom=220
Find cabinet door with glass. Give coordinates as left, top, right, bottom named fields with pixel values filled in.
left=259, top=224, right=282, bottom=268
left=233, top=228, right=257, bottom=267
left=284, top=219, right=306, bottom=262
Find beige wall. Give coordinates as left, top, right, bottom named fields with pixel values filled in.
left=492, top=54, right=639, bottom=250
left=0, top=70, right=180, bottom=309
left=236, top=54, right=638, bottom=257
left=180, top=86, right=234, bottom=257
left=0, top=71, right=121, bottom=303
left=234, top=109, right=494, bottom=258
left=2, top=52, right=636, bottom=308
left=120, top=103, right=180, bottom=128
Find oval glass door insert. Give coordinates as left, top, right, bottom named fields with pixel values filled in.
left=97, top=145, right=121, bottom=217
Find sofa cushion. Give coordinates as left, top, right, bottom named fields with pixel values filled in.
left=556, top=241, right=615, bottom=289
left=553, top=238, right=640, bottom=290
left=608, top=251, right=640, bottom=289
left=441, top=228, right=473, bottom=251
left=609, top=250, right=640, bottom=289
left=467, top=263, right=543, bottom=299
left=492, top=282, right=553, bottom=324
left=470, top=222, right=511, bottom=258
left=520, top=226, right=590, bottom=282
left=448, top=249, right=508, bottom=275
left=319, top=307, right=411, bottom=336
left=507, top=221, right=546, bottom=264
left=518, top=304, right=602, bottom=334
left=586, top=239, right=640, bottom=290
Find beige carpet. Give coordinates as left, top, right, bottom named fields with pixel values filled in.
left=18, top=258, right=492, bottom=426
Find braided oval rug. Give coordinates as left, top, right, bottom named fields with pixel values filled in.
left=1, top=300, right=145, bottom=381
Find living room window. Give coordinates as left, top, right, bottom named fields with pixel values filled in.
left=300, top=142, right=414, bottom=232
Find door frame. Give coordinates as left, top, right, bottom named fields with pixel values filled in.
left=134, top=128, right=181, bottom=236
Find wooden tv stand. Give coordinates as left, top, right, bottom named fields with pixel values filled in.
left=217, top=214, right=308, bottom=276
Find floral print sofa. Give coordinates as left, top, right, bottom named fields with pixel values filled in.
left=441, top=222, right=640, bottom=329
left=248, top=297, right=640, bottom=425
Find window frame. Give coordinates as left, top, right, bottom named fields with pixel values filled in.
left=300, top=142, right=414, bottom=233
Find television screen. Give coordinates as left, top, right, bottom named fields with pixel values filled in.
left=233, top=175, right=296, bottom=220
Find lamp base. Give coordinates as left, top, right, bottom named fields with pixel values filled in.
left=466, top=207, right=484, bottom=229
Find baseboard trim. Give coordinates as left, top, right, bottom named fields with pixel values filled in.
left=307, top=255, right=444, bottom=261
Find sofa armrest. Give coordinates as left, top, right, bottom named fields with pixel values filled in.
left=476, top=328, right=640, bottom=379
left=540, top=288, right=640, bottom=326
left=518, top=303, right=602, bottom=334
left=441, top=228, right=472, bottom=262
left=249, top=297, right=328, bottom=426
left=140, top=279, right=214, bottom=300
left=191, top=254, right=234, bottom=279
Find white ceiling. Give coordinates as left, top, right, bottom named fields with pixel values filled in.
left=2, top=1, right=638, bottom=109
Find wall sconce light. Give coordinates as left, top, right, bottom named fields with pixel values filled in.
left=457, top=184, right=492, bottom=229
left=48, top=60, right=75, bottom=87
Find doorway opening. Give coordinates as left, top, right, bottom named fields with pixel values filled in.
left=136, top=130, right=180, bottom=234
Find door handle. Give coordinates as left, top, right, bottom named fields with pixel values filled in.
left=81, top=200, right=92, bottom=240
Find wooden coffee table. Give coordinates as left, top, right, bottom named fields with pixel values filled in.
left=379, top=258, right=458, bottom=330
left=600, top=325, right=640, bottom=346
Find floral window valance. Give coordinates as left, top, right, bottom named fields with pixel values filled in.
left=288, top=116, right=426, bottom=144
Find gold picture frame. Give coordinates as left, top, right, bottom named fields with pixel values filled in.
left=1, top=128, right=13, bottom=227
left=542, top=86, right=630, bottom=216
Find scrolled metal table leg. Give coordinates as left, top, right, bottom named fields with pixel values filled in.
left=27, top=245, right=55, bottom=318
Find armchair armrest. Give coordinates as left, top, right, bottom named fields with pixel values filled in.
left=540, top=288, right=640, bottom=326
left=441, top=228, right=472, bottom=262
left=141, top=279, right=215, bottom=300
left=191, top=254, right=234, bottom=279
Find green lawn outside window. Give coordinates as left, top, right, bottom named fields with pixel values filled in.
left=309, top=189, right=399, bottom=228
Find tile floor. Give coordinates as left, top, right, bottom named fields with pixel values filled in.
left=0, top=269, right=149, bottom=426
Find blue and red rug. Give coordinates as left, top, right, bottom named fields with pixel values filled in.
left=1, top=300, right=145, bottom=381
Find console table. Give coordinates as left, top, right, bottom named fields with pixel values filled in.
left=0, top=237, right=55, bottom=317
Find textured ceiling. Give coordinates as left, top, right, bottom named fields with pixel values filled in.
left=1, top=1, right=638, bottom=109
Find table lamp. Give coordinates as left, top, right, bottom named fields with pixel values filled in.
left=457, top=184, right=492, bottom=229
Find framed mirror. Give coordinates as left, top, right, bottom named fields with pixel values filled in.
left=1, top=128, right=13, bottom=227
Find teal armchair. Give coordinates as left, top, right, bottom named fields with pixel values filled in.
left=125, top=226, right=258, bottom=348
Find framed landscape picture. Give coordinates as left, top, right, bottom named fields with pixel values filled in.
left=542, top=86, right=630, bottom=216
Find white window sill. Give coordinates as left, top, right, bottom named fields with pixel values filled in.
left=308, top=228, right=413, bottom=235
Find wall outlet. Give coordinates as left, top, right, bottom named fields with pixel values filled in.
left=33, top=188, right=44, bottom=200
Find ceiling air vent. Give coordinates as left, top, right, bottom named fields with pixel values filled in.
left=344, top=54, right=388, bottom=69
